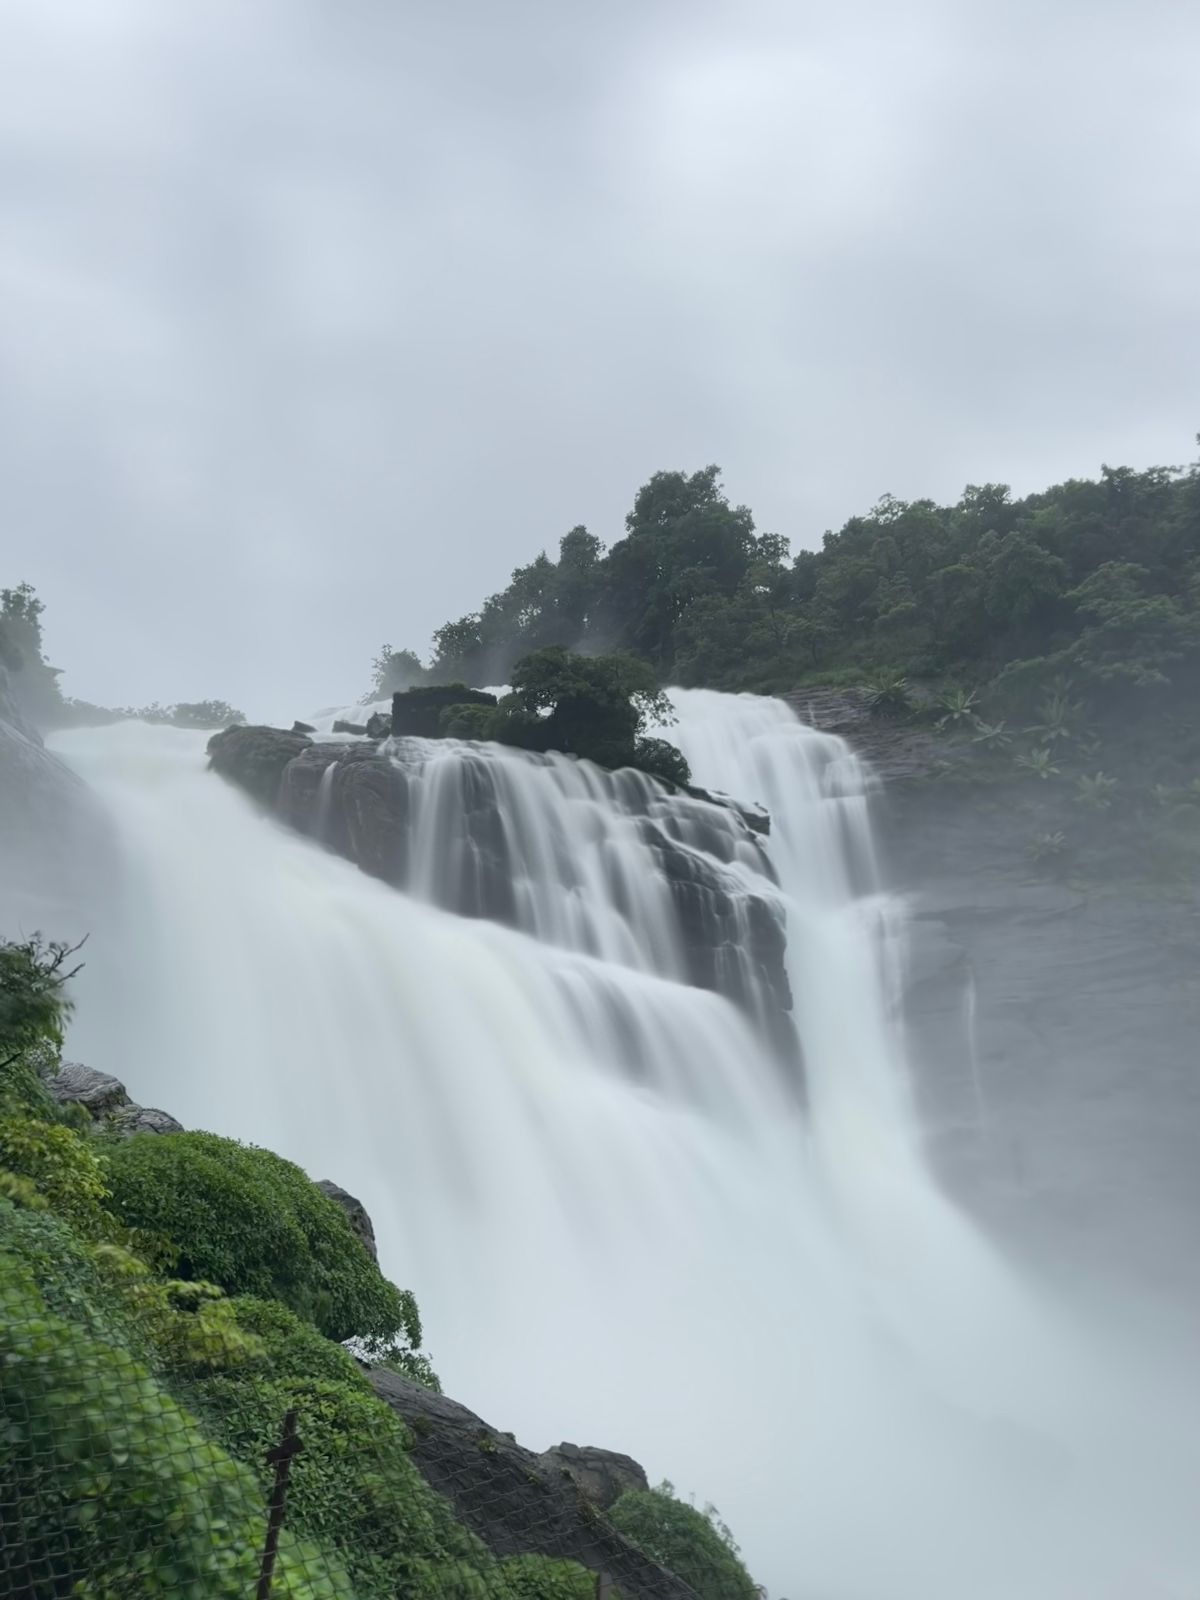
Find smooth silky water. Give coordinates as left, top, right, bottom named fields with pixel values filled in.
left=42, top=693, right=1200, bottom=1599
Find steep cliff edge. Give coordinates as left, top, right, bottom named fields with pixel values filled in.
left=0, top=662, right=108, bottom=932
left=795, top=688, right=1200, bottom=1296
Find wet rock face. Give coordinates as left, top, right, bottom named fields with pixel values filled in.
left=537, top=1442, right=649, bottom=1511
left=209, top=727, right=794, bottom=1035
left=367, top=1368, right=694, bottom=1600
left=207, top=725, right=312, bottom=809
left=315, top=1179, right=378, bottom=1262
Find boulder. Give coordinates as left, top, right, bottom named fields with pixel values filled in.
left=365, top=710, right=392, bottom=740
left=46, top=1062, right=129, bottom=1118
left=332, top=719, right=368, bottom=736
left=316, top=1179, right=378, bottom=1262
left=367, top=1367, right=697, bottom=1600
left=44, top=1062, right=184, bottom=1137
left=278, top=744, right=411, bottom=884
left=392, top=685, right=497, bottom=739
left=207, top=725, right=312, bottom=809
left=292, top=720, right=316, bottom=734
left=112, top=1106, right=184, bottom=1136
left=537, top=1443, right=649, bottom=1511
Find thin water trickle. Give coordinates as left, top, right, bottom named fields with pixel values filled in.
left=43, top=697, right=1200, bottom=1599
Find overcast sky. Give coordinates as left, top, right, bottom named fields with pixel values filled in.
left=1, top=0, right=1197, bottom=719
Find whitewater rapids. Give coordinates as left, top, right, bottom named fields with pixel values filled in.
left=36, top=691, right=1200, bottom=1599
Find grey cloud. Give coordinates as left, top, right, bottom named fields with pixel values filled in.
left=1, top=0, right=1197, bottom=717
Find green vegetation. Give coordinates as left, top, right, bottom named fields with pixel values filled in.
left=103, top=1132, right=421, bottom=1350
left=396, top=647, right=691, bottom=786
left=610, top=1482, right=757, bottom=1600
left=375, top=457, right=1198, bottom=707
left=369, top=451, right=1196, bottom=876
left=0, top=933, right=602, bottom=1600
left=1, top=581, right=244, bottom=731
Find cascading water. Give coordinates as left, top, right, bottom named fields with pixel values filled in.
left=41, top=696, right=1200, bottom=1598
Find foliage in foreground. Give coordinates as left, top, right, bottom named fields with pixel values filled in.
left=610, top=1483, right=758, bottom=1600
left=103, top=1130, right=419, bottom=1348
left=0, top=924, right=748, bottom=1600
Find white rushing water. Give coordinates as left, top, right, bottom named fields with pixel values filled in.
left=43, top=695, right=1200, bottom=1599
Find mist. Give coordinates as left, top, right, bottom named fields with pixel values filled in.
left=2, top=4, right=1199, bottom=1597
left=2, top=0, right=1198, bottom=715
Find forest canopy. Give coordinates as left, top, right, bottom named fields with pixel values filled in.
left=371, top=453, right=1200, bottom=713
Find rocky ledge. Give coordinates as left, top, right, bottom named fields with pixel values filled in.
left=208, top=724, right=793, bottom=1034
left=367, top=1368, right=691, bottom=1600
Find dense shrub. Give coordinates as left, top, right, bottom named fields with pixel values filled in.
left=0, top=1251, right=355, bottom=1599
left=610, top=1483, right=757, bottom=1600
left=0, top=933, right=82, bottom=1118
left=0, top=1116, right=111, bottom=1232
left=103, top=1131, right=422, bottom=1347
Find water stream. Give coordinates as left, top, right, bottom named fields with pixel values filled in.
left=44, top=693, right=1200, bottom=1598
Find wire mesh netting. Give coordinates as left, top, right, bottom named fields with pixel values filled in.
left=0, top=1242, right=761, bottom=1600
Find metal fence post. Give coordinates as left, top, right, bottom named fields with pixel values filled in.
left=255, top=1409, right=304, bottom=1600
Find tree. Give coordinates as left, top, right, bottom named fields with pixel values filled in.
left=370, top=645, right=427, bottom=696
left=1065, top=562, right=1198, bottom=686
left=0, top=582, right=63, bottom=722
left=610, top=1483, right=757, bottom=1600
left=501, top=645, right=688, bottom=781
left=0, top=935, right=84, bottom=1086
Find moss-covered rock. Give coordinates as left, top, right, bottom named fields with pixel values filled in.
left=207, top=724, right=312, bottom=808
left=392, top=684, right=498, bottom=738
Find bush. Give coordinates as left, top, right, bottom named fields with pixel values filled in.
left=181, top=1369, right=482, bottom=1597
left=0, top=1251, right=355, bottom=1599
left=631, top=736, right=691, bottom=787
left=439, top=702, right=504, bottom=740
left=0, top=934, right=83, bottom=1118
left=393, top=684, right=498, bottom=738
left=0, top=1116, right=111, bottom=1233
left=609, top=1482, right=757, bottom=1600
left=103, top=1132, right=422, bottom=1348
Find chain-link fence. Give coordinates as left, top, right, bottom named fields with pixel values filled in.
left=1, top=1253, right=760, bottom=1600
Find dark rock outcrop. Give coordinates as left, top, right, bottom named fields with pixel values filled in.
left=785, top=686, right=944, bottom=783
left=207, top=724, right=313, bottom=809
left=537, top=1442, right=649, bottom=1511
left=392, top=686, right=498, bottom=738
left=209, top=727, right=794, bottom=1034
left=365, top=711, right=392, bottom=740
left=793, top=687, right=1200, bottom=1301
left=367, top=1368, right=696, bottom=1600
left=292, top=720, right=317, bottom=734
left=279, top=742, right=410, bottom=882
left=316, top=1179, right=378, bottom=1262
left=332, top=719, right=369, bottom=736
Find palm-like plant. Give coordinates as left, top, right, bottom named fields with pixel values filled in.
left=1026, top=688, right=1085, bottom=746
left=936, top=686, right=980, bottom=730
left=866, top=674, right=912, bottom=718
left=1073, top=772, right=1118, bottom=811
left=970, top=717, right=1013, bottom=751
left=1026, top=830, right=1067, bottom=862
left=1016, top=747, right=1060, bottom=780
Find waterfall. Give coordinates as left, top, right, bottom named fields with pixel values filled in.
left=44, top=698, right=1200, bottom=1599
